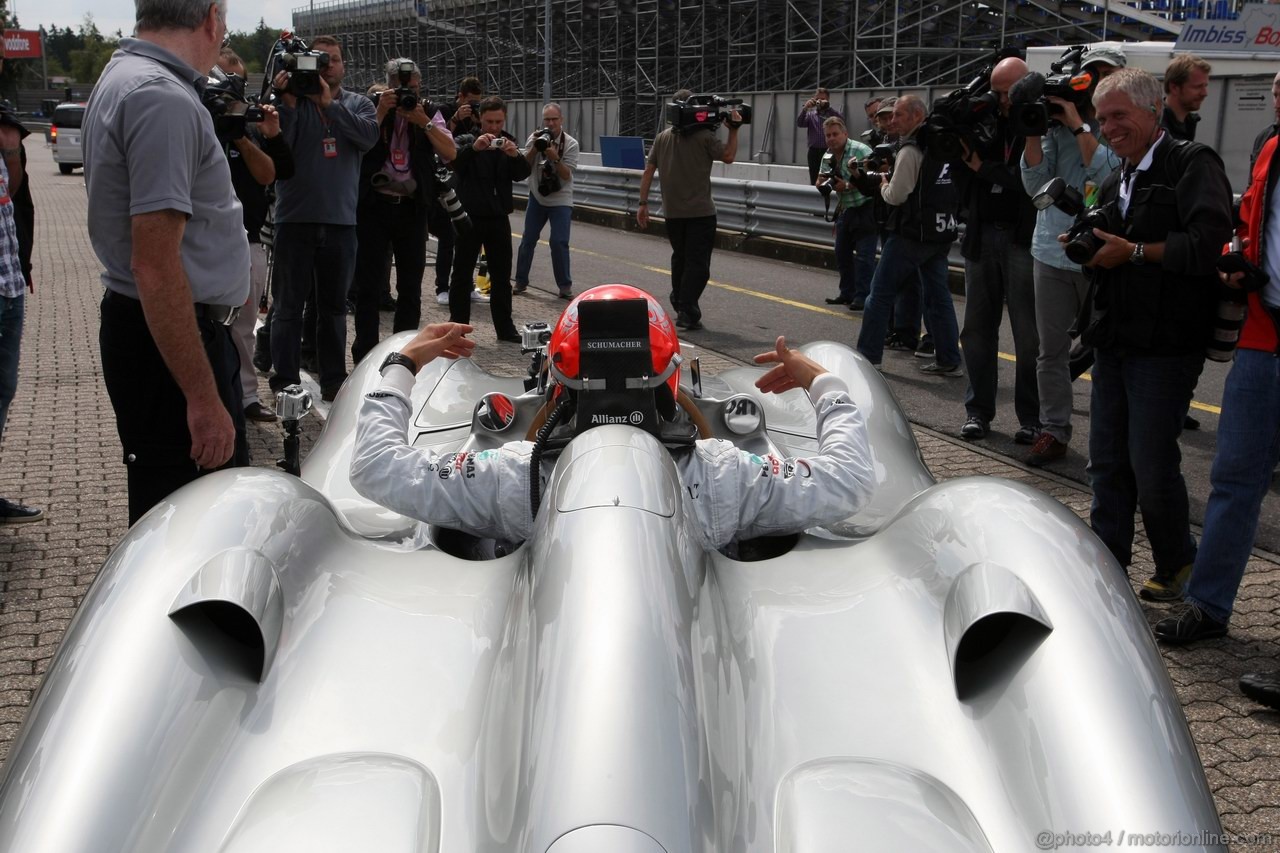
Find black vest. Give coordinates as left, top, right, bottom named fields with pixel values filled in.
left=887, top=137, right=960, bottom=243
left=1084, top=139, right=1223, bottom=355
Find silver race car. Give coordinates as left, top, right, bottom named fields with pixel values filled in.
left=0, top=331, right=1222, bottom=853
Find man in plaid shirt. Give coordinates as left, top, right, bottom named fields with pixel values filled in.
left=0, top=103, right=38, bottom=523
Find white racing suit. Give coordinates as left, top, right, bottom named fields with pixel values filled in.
left=351, top=365, right=876, bottom=550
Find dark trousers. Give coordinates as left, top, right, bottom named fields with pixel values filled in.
left=960, top=227, right=1040, bottom=427
left=666, top=215, right=717, bottom=324
left=449, top=215, right=516, bottom=337
left=1087, top=349, right=1204, bottom=574
left=426, top=200, right=455, bottom=293
left=100, top=291, right=247, bottom=526
left=806, top=146, right=825, bottom=185
left=270, top=223, right=357, bottom=394
left=352, top=196, right=429, bottom=364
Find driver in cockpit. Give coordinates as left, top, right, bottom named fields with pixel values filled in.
left=350, top=284, right=875, bottom=549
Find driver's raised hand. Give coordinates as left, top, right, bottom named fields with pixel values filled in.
left=753, top=336, right=827, bottom=394
left=402, top=323, right=476, bottom=372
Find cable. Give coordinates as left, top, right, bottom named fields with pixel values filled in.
left=529, top=397, right=573, bottom=521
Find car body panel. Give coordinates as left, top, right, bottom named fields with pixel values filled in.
left=0, top=340, right=1224, bottom=852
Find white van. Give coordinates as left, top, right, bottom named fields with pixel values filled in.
left=51, top=103, right=85, bottom=175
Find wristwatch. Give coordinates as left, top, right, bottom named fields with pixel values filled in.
left=379, top=351, right=419, bottom=375
left=1072, top=122, right=1092, bottom=137
left=1130, top=242, right=1146, bottom=266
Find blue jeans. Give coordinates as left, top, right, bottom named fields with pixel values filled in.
left=1185, top=349, right=1280, bottom=622
left=1087, top=349, right=1204, bottom=574
left=515, top=195, right=572, bottom=290
left=857, top=234, right=958, bottom=366
left=833, top=206, right=877, bottom=302
left=269, top=223, right=357, bottom=394
left=0, top=292, right=23, bottom=439
left=961, top=227, right=1039, bottom=427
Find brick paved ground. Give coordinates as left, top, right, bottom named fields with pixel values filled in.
left=1, top=143, right=1279, bottom=848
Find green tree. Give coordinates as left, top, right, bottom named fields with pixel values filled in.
left=66, top=14, right=117, bottom=85
left=227, top=19, right=287, bottom=74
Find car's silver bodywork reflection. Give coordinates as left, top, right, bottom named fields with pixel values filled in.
left=0, top=339, right=1222, bottom=852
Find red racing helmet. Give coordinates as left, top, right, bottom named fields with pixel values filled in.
left=547, top=284, right=682, bottom=409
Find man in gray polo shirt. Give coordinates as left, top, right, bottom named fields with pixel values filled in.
left=84, top=0, right=251, bottom=525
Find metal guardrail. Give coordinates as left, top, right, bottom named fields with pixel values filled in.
left=523, top=164, right=839, bottom=248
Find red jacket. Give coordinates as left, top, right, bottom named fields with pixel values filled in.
left=1236, top=135, right=1280, bottom=353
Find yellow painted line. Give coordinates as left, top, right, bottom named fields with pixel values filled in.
left=556, top=239, right=1225, bottom=416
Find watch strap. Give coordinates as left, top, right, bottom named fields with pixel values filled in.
left=380, top=351, right=419, bottom=375
left=1073, top=123, right=1090, bottom=136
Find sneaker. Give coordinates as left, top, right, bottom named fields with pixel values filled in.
left=244, top=402, right=278, bottom=423
left=435, top=291, right=450, bottom=305
left=471, top=289, right=490, bottom=303
left=1153, top=602, right=1227, bottom=644
left=1140, top=563, right=1194, bottom=602
left=1239, top=669, right=1280, bottom=710
left=1026, top=432, right=1067, bottom=467
left=513, top=283, right=528, bottom=294
left=919, top=361, right=964, bottom=377
left=0, top=498, right=43, bottom=524
left=959, top=416, right=988, bottom=441
left=1013, top=425, right=1040, bottom=445
left=913, top=339, right=936, bottom=359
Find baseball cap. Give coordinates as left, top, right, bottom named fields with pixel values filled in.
left=875, top=97, right=897, bottom=116
left=1081, top=44, right=1128, bottom=70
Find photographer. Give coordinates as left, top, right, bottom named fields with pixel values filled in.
left=636, top=88, right=742, bottom=331
left=1019, top=45, right=1123, bottom=467
left=514, top=103, right=578, bottom=299
left=815, top=116, right=876, bottom=309
left=447, top=96, right=531, bottom=342
left=268, top=35, right=377, bottom=402
left=215, top=49, right=294, bottom=424
left=1077, top=68, right=1232, bottom=601
left=854, top=95, right=963, bottom=376
left=443, top=76, right=484, bottom=138
left=955, top=56, right=1040, bottom=444
left=351, top=59, right=456, bottom=365
left=797, top=87, right=843, bottom=184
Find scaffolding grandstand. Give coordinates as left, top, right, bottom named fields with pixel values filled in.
left=291, top=0, right=1243, bottom=137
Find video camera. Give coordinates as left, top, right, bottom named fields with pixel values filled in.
left=666, top=94, right=753, bottom=135
left=1009, top=46, right=1096, bottom=137
left=263, top=32, right=330, bottom=99
left=916, top=48, right=1021, bottom=162
left=202, top=67, right=265, bottom=143
left=1031, top=177, right=1120, bottom=265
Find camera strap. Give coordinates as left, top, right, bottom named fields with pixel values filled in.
left=313, top=100, right=337, bottom=158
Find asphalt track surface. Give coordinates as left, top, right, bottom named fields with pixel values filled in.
left=504, top=210, right=1279, bottom=556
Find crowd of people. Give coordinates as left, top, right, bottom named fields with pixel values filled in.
left=0, top=0, right=1275, bottom=710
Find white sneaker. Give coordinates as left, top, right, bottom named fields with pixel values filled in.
left=471, top=289, right=490, bottom=303
left=435, top=291, right=449, bottom=305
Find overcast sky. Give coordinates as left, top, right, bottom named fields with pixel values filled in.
left=17, top=0, right=296, bottom=38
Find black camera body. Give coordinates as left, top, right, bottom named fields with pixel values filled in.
left=667, top=95, right=753, bottom=135
left=854, top=142, right=896, bottom=178
left=538, top=159, right=563, bottom=196
left=531, top=127, right=555, bottom=152
left=1009, top=46, right=1096, bottom=137
left=917, top=70, right=999, bottom=163
left=1032, top=176, right=1119, bottom=265
left=203, top=69, right=265, bottom=143
left=393, top=61, right=419, bottom=111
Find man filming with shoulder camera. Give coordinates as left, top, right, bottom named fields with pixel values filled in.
left=351, top=58, right=456, bottom=365
left=636, top=88, right=743, bottom=331
left=1076, top=68, right=1232, bottom=602
left=268, top=34, right=378, bottom=402
left=514, top=102, right=579, bottom=300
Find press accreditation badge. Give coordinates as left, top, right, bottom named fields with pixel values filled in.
left=322, top=136, right=337, bottom=159
left=391, top=149, right=407, bottom=167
